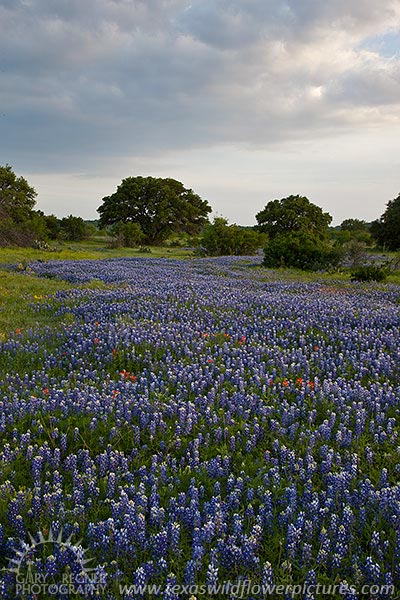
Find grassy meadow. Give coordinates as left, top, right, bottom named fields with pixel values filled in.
left=0, top=241, right=399, bottom=344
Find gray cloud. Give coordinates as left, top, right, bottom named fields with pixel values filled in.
left=0, top=0, right=399, bottom=221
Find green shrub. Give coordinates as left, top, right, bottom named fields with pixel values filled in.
left=201, top=218, right=260, bottom=256
left=263, top=232, right=341, bottom=271
left=350, top=265, right=387, bottom=282
left=109, top=222, right=144, bottom=248
left=60, top=215, right=88, bottom=241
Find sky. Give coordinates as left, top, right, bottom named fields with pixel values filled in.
left=0, top=0, right=399, bottom=226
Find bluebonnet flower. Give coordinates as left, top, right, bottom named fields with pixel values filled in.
left=183, top=559, right=196, bottom=585
left=163, top=573, right=179, bottom=600
left=0, top=255, right=397, bottom=592
left=262, top=561, right=274, bottom=586
left=206, top=560, right=219, bottom=586
left=364, top=556, right=382, bottom=584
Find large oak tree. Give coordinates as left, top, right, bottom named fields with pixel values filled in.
left=256, top=195, right=332, bottom=241
left=97, top=176, right=211, bottom=244
left=256, top=195, right=337, bottom=270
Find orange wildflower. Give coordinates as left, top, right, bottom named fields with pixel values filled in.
left=120, top=370, right=136, bottom=382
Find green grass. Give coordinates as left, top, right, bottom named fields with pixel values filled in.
left=267, top=268, right=400, bottom=284
left=0, top=239, right=194, bottom=265
left=0, top=269, right=74, bottom=340
left=255, top=262, right=400, bottom=284
left=0, top=269, right=111, bottom=340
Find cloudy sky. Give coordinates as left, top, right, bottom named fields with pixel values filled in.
left=1, top=0, right=399, bottom=225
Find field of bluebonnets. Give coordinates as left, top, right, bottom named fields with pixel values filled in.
left=1, top=256, right=400, bottom=599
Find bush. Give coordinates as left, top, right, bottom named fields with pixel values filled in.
left=201, top=218, right=261, bottom=256
left=263, top=232, right=341, bottom=271
left=44, top=214, right=62, bottom=240
left=330, top=228, right=373, bottom=247
left=0, top=214, right=33, bottom=247
left=342, top=240, right=367, bottom=268
left=60, top=215, right=88, bottom=241
left=350, top=265, right=387, bottom=282
left=109, top=222, right=144, bottom=248
left=164, top=234, right=189, bottom=247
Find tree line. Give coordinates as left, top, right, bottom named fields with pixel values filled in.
left=0, top=165, right=93, bottom=246
left=1, top=164, right=399, bottom=270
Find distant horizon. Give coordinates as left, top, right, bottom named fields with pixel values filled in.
left=1, top=1, right=399, bottom=226
left=32, top=205, right=389, bottom=225
left=34, top=196, right=387, bottom=229
left=31, top=180, right=392, bottom=228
